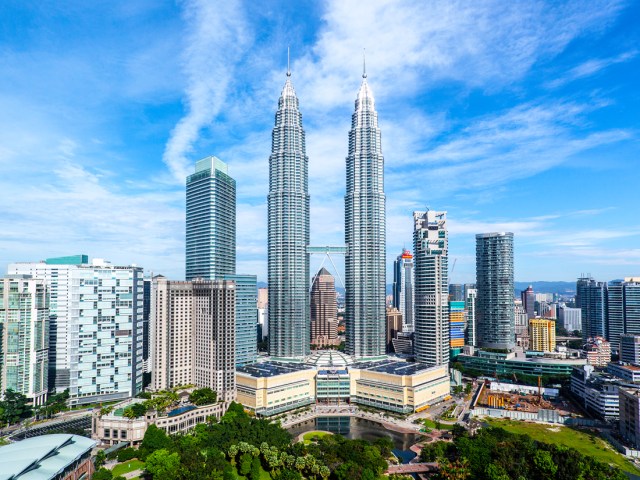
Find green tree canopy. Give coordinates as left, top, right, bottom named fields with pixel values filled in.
left=189, top=387, right=217, bottom=406
left=146, top=449, right=182, bottom=480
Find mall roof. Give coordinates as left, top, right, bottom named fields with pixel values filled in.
left=0, top=434, right=96, bottom=480
left=351, top=359, right=440, bottom=375
left=305, top=351, right=355, bottom=368
left=236, top=361, right=314, bottom=378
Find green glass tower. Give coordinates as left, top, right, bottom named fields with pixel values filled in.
left=186, top=156, right=236, bottom=280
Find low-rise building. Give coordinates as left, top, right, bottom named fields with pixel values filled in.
left=619, top=388, right=640, bottom=448
left=236, top=353, right=450, bottom=416
left=607, top=363, right=640, bottom=384
left=92, top=397, right=229, bottom=447
left=458, top=350, right=585, bottom=378
left=584, top=337, right=611, bottom=367
left=0, top=434, right=96, bottom=480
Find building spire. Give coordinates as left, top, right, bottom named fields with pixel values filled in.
left=362, top=48, right=367, bottom=79
left=287, top=46, right=291, bottom=77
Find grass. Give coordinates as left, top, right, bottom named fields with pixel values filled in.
left=112, top=459, right=145, bottom=477
left=485, top=418, right=640, bottom=475
left=421, top=419, right=454, bottom=430
left=303, top=430, right=333, bottom=444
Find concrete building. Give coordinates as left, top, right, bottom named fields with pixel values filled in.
left=609, top=278, right=640, bottom=354
left=257, top=288, right=268, bottom=309
left=464, top=284, right=477, bottom=347
left=529, top=318, right=556, bottom=353
left=344, top=69, right=387, bottom=359
left=514, top=304, right=528, bottom=337
left=0, top=276, right=49, bottom=406
left=458, top=350, right=585, bottom=378
left=621, top=334, right=640, bottom=365
left=142, top=277, right=151, bottom=377
left=620, top=388, right=640, bottom=448
left=584, top=337, right=612, bottom=367
left=577, top=276, right=607, bottom=341
left=267, top=70, right=310, bottom=359
left=413, top=210, right=449, bottom=366
left=236, top=355, right=450, bottom=416
left=476, top=233, right=515, bottom=350
left=570, top=365, right=621, bottom=420
left=0, top=434, right=96, bottom=480
left=151, top=277, right=236, bottom=402
left=310, top=268, right=339, bottom=347
left=386, top=307, right=403, bottom=353
left=9, top=256, right=144, bottom=405
left=521, top=285, right=535, bottom=319
left=393, top=250, right=415, bottom=332
left=186, top=156, right=236, bottom=281
left=152, top=277, right=194, bottom=391
left=607, top=363, right=640, bottom=383
left=558, top=306, right=582, bottom=333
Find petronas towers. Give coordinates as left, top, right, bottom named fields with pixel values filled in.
left=268, top=62, right=386, bottom=359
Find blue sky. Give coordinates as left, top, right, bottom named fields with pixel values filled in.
left=0, top=0, right=638, bottom=285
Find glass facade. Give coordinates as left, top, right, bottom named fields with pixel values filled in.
left=576, top=276, right=608, bottom=341
left=224, top=274, right=257, bottom=365
left=475, top=232, right=515, bottom=350
left=392, top=251, right=414, bottom=333
left=267, top=73, right=310, bottom=359
left=186, top=156, right=236, bottom=281
left=345, top=74, right=386, bottom=358
left=413, top=210, right=449, bottom=366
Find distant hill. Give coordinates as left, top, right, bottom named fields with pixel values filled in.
left=514, top=281, right=576, bottom=296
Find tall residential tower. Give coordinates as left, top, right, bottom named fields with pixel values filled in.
left=267, top=70, right=310, bottom=358
left=345, top=67, right=386, bottom=358
left=393, top=250, right=414, bottom=333
left=413, top=210, right=449, bottom=366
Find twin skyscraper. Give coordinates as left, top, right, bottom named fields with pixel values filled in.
left=268, top=63, right=386, bottom=360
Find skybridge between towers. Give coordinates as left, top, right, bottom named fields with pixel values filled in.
left=307, top=245, right=347, bottom=290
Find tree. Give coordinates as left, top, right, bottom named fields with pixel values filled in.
left=533, top=450, right=557, bottom=479
left=117, top=447, right=137, bottom=462
left=437, top=458, right=470, bottom=480
left=0, top=389, right=32, bottom=424
left=239, top=452, right=253, bottom=476
left=139, top=424, right=171, bottom=459
left=189, top=387, right=217, bottom=406
left=92, top=468, right=113, bottom=480
left=250, top=456, right=262, bottom=480
left=95, top=449, right=107, bottom=469
left=145, top=449, right=181, bottom=480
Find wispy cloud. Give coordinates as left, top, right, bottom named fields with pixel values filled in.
left=162, top=0, right=250, bottom=182
left=546, top=50, right=638, bottom=88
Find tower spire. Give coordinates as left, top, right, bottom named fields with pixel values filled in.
left=287, top=46, right=291, bottom=77
left=362, top=48, right=367, bottom=79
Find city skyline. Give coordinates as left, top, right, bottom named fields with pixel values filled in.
left=1, top=2, right=639, bottom=284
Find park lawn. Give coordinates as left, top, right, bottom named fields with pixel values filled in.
left=112, top=459, right=145, bottom=477
left=485, top=418, right=640, bottom=476
left=302, top=430, right=333, bottom=444
left=422, top=419, right=454, bottom=430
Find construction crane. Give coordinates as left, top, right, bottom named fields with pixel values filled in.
left=449, top=258, right=457, bottom=277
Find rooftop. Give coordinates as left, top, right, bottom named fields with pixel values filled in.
left=305, top=351, right=354, bottom=368
left=0, top=434, right=96, bottom=480
left=351, top=359, right=441, bottom=375
left=236, top=361, right=314, bottom=378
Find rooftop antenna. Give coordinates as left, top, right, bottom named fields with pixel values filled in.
left=362, top=48, right=367, bottom=78
left=287, top=46, right=291, bottom=77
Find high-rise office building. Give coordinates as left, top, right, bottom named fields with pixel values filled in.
left=620, top=334, right=640, bottom=365
left=186, top=156, right=236, bottom=280
left=310, top=268, right=338, bottom=347
left=464, top=284, right=477, bottom=347
left=448, top=284, right=464, bottom=302
left=413, top=210, right=449, bottom=366
left=558, top=305, right=582, bottom=333
left=386, top=307, right=403, bottom=353
left=476, top=232, right=515, bottom=350
left=608, top=278, right=640, bottom=353
left=345, top=68, right=386, bottom=358
left=521, top=285, right=535, bottom=319
left=225, top=274, right=257, bottom=365
left=576, top=276, right=608, bottom=341
left=9, top=257, right=144, bottom=405
left=529, top=318, right=556, bottom=352
left=0, top=276, right=49, bottom=405
left=392, top=250, right=414, bottom=333
left=267, top=70, right=310, bottom=359
left=449, top=300, right=465, bottom=357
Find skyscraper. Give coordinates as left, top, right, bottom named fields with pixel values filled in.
left=186, top=156, right=236, bottom=280
left=345, top=67, right=386, bottom=358
left=521, top=285, right=535, bottom=319
left=310, top=268, right=338, bottom=347
left=576, top=276, right=608, bottom=341
left=225, top=274, right=257, bottom=365
left=267, top=69, right=310, bottom=359
left=464, top=284, right=477, bottom=347
left=413, top=210, right=449, bottom=366
left=393, top=250, right=415, bottom=333
left=448, top=284, right=464, bottom=302
left=608, top=278, right=640, bottom=353
left=0, top=276, right=49, bottom=406
left=476, top=232, right=515, bottom=350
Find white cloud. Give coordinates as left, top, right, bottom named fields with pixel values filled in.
left=546, top=50, right=638, bottom=88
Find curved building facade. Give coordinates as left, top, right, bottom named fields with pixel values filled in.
left=267, top=72, right=310, bottom=359
left=345, top=71, right=386, bottom=358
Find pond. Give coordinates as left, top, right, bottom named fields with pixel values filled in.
left=287, top=415, right=420, bottom=462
